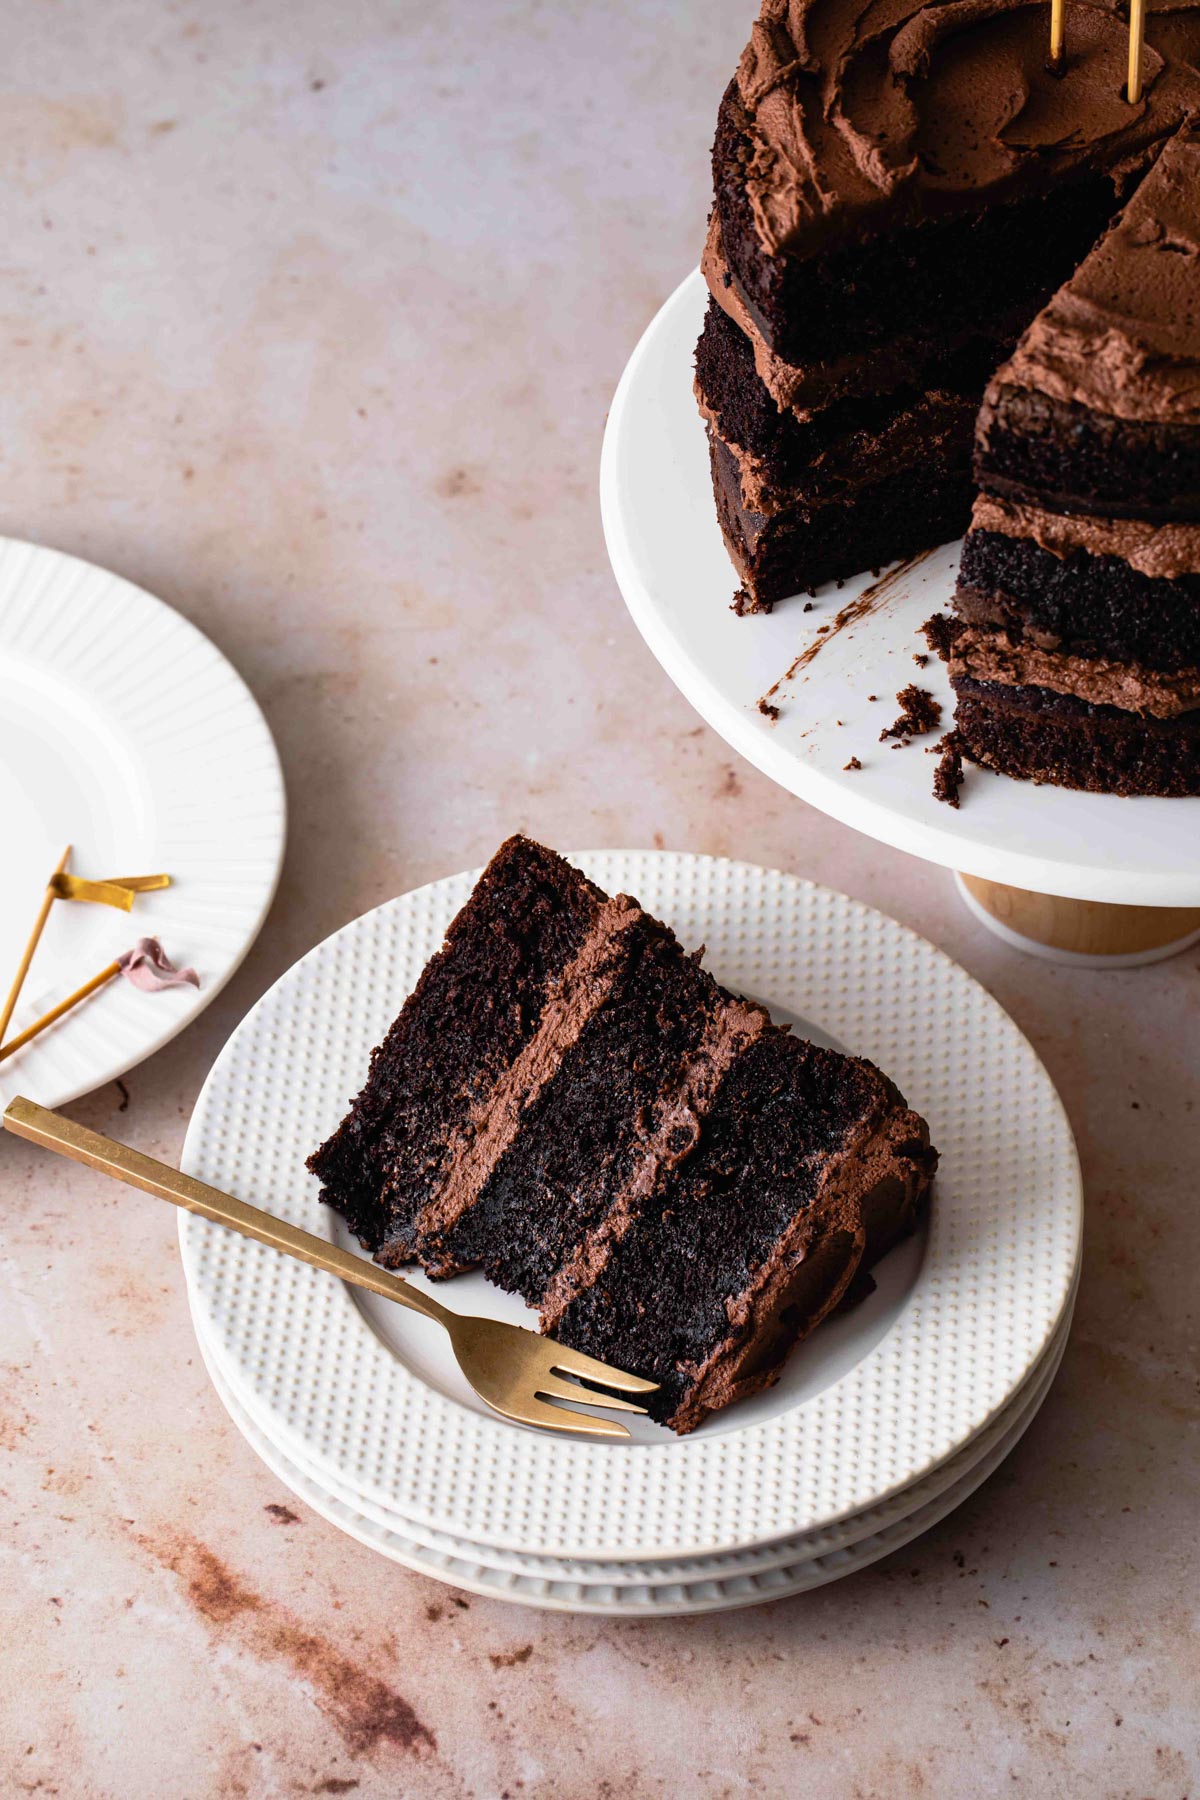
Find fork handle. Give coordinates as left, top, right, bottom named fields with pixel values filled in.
left=3, top=1096, right=453, bottom=1328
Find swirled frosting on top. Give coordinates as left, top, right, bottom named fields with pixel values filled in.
left=990, top=125, right=1200, bottom=420
left=736, top=0, right=1200, bottom=256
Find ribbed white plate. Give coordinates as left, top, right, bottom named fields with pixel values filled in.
left=180, top=852, right=1081, bottom=1562
left=601, top=271, right=1200, bottom=907
left=192, top=1278, right=1075, bottom=1590
left=197, top=1297, right=1069, bottom=1615
left=0, top=538, right=285, bottom=1106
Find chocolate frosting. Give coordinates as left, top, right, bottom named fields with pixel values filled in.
left=539, top=996, right=770, bottom=1332
left=970, top=491, right=1200, bottom=577
left=988, top=126, right=1200, bottom=423
left=734, top=0, right=1200, bottom=259
left=945, top=619, right=1200, bottom=714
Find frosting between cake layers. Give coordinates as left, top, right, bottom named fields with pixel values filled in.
left=702, top=213, right=924, bottom=416
left=733, top=0, right=1200, bottom=258
left=539, top=997, right=771, bottom=1334
left=991, top=128, right=1200, bottom=423
left=411, top=894, right=643, bottom=1256
left=969, top=492, right=1200, bottom=579
left=942, top=621, right=1200, bottom=715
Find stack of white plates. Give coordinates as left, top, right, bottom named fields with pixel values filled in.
left=180, top=853, right=1081, bottom=1616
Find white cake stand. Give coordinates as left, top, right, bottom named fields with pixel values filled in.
left=601, top=272, right=1200, bottom=966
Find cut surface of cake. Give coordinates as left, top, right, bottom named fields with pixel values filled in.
left=696, top=295, right=982, bottom=608
left=697, top=0, right=1200, bottom=612
left=927, top=127, right=1200, bottom=796
left=309, top=835, right=936, bottom=1434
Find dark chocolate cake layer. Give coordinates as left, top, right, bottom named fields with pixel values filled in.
left=958, top=526, right=1200, bottom=673
left=948, top=675, right=1200, bottom=797
left=307, top=836, right=603, bottom=1267
left=975, top=389, right=1200, bottom=521
left=311, top=836, right=937, bottom=1433
left=708, top=419, right=974, bottom=612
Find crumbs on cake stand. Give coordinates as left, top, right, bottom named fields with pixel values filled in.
left=880, top=685, right=942, bottom=743
left=928, top=731, right=966, bottom=807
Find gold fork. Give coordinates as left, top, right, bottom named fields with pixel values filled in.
left=3, top=1096, right=658, bottom=1439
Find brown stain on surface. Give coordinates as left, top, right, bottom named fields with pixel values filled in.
left=489, top=1644, right=533, bottom=1669
left=758, top=550, right=935, bottom=713
left=145, top=1534, right=436, bottom=1759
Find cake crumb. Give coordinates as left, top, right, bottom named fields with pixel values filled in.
left=867, top=694, right=878, bottom=703
left=880, top=685, right=943, bottom=742
left=757, top=699, right=781, bottom=722
left=913, top=652, right=929, bottom=667
left=803, top=601, right=814, bottom=613
left=844, top=756, right=862, bottom=772
left=930, top=731, right=965, bottom=808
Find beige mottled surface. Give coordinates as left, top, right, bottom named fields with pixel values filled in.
left=1, top=3, right=1197, bottom=1795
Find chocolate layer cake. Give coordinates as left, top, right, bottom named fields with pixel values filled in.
left=698, top=0, right=1200, bottom=611
left=309, top=836, right=936, bottom=1434
left=927, top=128, right=1200, bottom=795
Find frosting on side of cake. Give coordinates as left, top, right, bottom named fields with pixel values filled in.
left=969, top=492, right=1200, bottom=579
left=989, top=128, right=1200, bottom=424
left=733, top=0, right=1200, bottom=258
left=670, top=1104, right=931, bottom=1433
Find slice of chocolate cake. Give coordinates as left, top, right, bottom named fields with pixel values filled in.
left=309, top=836, right=936, bottom=1434
left=928, top=129, right=1200, bottom=796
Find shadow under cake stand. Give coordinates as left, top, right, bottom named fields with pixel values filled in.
left=601, top=271, right=1200, bottom=968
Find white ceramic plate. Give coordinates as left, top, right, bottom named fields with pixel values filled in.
left=0, top=537, right=285, bottom=1106
left=197, top=1299, right=1069, bottom=1615
left=180, top=851, right=1081, bottom=1562
left=191, top=1278, right=1075, bottom=1590
left=600, top=272, right=1200, bottom=908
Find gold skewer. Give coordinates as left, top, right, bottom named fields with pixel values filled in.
left=0, top=846, right=71, bottom=1046
left=1127, top=0, right=1146, bottom=103
left=0, top=960, right=121, bottom=1065
left=1048, top=0, right=1065, bottom=73
left=49, top=874, right=136, bottom=911
left=103, top=874, right=171, bottom=893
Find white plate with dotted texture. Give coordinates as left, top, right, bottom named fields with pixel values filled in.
left=191, top=1274, right=1074, bottom=1591
left=196, top=1288, right=1070, bottom=1614
left=0, top=537, right=285, bottom=1107
left=180, top=851, right=1080, bottom=1562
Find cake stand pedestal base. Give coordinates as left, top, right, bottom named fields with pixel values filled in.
left=955, top=874, right=1200, bottom=969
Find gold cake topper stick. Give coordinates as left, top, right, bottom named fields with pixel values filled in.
left=0, top=960, right=121, bottom=1065
left=1127, top=0, right=1146, bottom=102
left=1048, top=0, right=1065, bottom=73
left=0, top=846, right=71, bottom=1046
